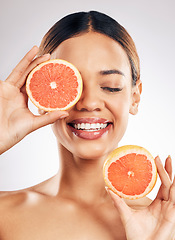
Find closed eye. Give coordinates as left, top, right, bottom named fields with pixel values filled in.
left=101, top=87, right=123, bottom=93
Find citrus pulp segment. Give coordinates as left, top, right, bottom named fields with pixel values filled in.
left=103, top=145, right=157, bottom=199
left=26, top=59, right=83, bottom=111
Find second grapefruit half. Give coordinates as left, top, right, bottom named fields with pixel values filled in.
left=26, top=59, right=82, bottom=111
left=103, top=145, right=157, bottom=199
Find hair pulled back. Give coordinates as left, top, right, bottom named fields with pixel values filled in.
left=39, top=11, right=140, bottom=85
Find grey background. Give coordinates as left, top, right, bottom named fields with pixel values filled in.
left=0, top=0, right=175, bottom=199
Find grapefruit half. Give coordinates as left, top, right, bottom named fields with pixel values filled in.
left=26, top=59, right=83, bottom=111
left=103, top=145, right=157, bottom=199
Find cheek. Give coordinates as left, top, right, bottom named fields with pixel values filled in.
left=107, top=93, right=131, bottom=120
left=52, top=120, right=67, bottom=144
left=107, top=94, right=131, bottom=141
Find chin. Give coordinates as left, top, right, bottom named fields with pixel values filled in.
left=65, top=139, right=117, bottom=161
left=53, top=120, right=127, bottom=161
left=76, top=147, right=107, bottom=160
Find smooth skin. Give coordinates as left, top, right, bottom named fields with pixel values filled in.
left=0, top=32, right=174, bottom=240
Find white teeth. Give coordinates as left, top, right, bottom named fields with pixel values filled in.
left=73, top=123, right=108, bottom=131
left=85, top=123, right=91, bottom=129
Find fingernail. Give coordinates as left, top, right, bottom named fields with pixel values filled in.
left=59, top=113, right=69, bottom=119
left=32, top=45, right=39, bottom=50
left=155, top=156, right=162, bottom=166
left=155, top=155, right=161, bottom=162
left=43, top=53, right=50, bottom=58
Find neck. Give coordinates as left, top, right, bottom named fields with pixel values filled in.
left=56, top=144, right=109, bottom=206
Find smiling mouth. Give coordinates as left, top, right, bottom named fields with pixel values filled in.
left=67, top=118, right=112, bottom=140
left=68, top=122, right=111, bottom=131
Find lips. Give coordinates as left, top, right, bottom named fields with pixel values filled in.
left=67, top=118, right=112, bottom=140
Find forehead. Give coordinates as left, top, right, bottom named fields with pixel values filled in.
left=51, top=32, right=131, bottom=76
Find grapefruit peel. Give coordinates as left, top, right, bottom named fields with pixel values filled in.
left=103, top=145, right=157, bottom=200
left=26, top=59, right=83, bottom=111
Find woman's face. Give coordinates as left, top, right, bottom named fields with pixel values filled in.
left=51, top=32, right=140, bottom=160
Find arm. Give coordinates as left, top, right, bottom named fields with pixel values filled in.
left=0, top=46, right=69, bottom=196
left=0, top=46, right=69, bottom=155
left=0, top=173, right=60, bottom=197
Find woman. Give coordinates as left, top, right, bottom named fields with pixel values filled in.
left=0, top=11, right=174, bottom=240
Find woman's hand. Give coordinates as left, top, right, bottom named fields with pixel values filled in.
left=0, top=46, right=69, bottom=154
left=107, top=156, right=175, bottom=240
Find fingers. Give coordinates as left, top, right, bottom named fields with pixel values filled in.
left=155, top=156, right=172, bottom=201
left=165, top=155, right=172, bottom=181
left=169, top=176, right=175, bottom=202
left=106, top=188, right=133, bottom=225
left=31, top=111, right=69, bottom=132
left=38, top=109, right=47, bottom=115
left=6, top=46, right=50, bottom=89
left=17, top=53, right=50, bottom=88
left=6, top=46, right=39, bottom=85
left=156, top=156, right=172, bottom=188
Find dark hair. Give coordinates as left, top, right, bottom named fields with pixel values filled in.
left=39, top=11, right=140, bottom=85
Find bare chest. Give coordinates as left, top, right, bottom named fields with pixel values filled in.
left=0, top=199, right=126, bottom=240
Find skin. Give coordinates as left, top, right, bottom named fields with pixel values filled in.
left=51, top=32, right=140, bottom=161
left=0, top=32, right=174, bottom=240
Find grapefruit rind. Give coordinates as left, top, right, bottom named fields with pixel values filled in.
left=26, top=59, right=83, bottom=111
left=103, top=145, right=157, bottom=200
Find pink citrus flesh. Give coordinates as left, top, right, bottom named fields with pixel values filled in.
left=26, top=59, right=83, bottom=111
left=103, top=145, right=157, bottom=199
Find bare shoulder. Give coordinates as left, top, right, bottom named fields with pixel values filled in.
left=0, top=190, right=41, bottom=211
left=0, top=190, right=45, bottom=238
left=0, top=173, right=59, bottom=197
left=27, top=173, right=59, bottom=196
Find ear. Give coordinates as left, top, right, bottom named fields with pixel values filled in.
left=129, top=80, right=142, bottom=115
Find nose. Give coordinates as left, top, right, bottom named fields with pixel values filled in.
left=75, top=84, right=104, bottom=112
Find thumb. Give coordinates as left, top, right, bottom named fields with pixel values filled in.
left=107, top=188, right=133, bottom=225
left=31, top=111, right=69, bottom=132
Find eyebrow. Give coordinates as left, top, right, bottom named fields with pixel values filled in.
left=99, top=69, right=125, bottom=76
